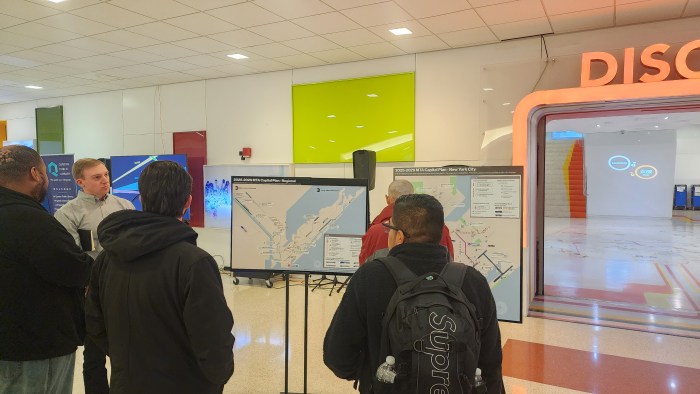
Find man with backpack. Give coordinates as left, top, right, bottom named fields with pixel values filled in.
left=324, top=194, right=504, bottom=393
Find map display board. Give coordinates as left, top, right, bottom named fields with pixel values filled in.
left=394, top=166, right=523, bottom=322
left=111, top=154, right=189, bottom=220
left=230, top=177, right=368, bottom=274
left=204, top=165, right=291, bottom=228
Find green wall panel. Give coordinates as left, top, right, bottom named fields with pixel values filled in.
left=293, top=73, right=415, bottom=163
left=36, top=106, right=64, bottom=154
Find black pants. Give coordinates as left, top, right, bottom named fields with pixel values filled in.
left=83, top=337, right=109, bottom=394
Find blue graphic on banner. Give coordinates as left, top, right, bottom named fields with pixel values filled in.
left=41, top=154, right=77, bottom=214
left=110, top=155, right=189, bottom=219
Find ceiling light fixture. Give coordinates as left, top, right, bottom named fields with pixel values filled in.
left=389, top=28, right=412, bottom=36
left=654, top=125, right=659, bottom=128
left=356, top=125, right=364, bottom=128
left=227, top=53, right=248, bottom=60
left=25, top=85, right=43, bottom=89
left=664, top=116, right=669, bottom=120
left=367, top=93, right=378, bottom=97
left=482, top=88, right=494, bottom=91
left=502, top=102, right=511, bottom=106
left=47, top=0, right=65, bottom=3
left=327, top=114, right=336, bottom=118
left=596, top=124, right=601, bottom=127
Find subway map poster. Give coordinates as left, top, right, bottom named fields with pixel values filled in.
left=394, top=166, right=523, bottom=322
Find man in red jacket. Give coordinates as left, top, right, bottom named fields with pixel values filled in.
left=358, top=179, right=454, bottom=264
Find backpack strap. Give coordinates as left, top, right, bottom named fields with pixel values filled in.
left=376, top=256, right=417, bottom=287
left=440, top=262, right=468, bottom=290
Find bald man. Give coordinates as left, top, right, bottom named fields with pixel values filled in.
left=358, top=179, right=454, bottom=264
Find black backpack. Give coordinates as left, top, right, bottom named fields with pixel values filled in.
left=374, top=256, right=481, bottom=394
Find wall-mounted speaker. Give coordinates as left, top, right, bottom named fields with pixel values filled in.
left=352, top=150, right=376, bottom=191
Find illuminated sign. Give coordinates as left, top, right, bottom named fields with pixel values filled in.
left=581, top=39, right=700, bottom=87
left=607, top=155, right=657, bottom=180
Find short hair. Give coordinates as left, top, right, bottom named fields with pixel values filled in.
left=0, top=145, right=43, bottom=185
left=73, top=158, right=105, bottom=180
left=138, top=161, right=192, bottom=218
left=392, top=194, right=444, bottom=244
left=387, top=179, right=414, bottom=200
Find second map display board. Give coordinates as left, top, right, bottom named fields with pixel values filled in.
left=394, top=166, right=523, bottom=322
left=230, top=177, right=368, bottom=275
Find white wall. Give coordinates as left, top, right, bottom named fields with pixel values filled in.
left=675, top=125, right=700, bottom=188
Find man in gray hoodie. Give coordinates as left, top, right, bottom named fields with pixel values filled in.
left=55, top=158, right=133, bottom=394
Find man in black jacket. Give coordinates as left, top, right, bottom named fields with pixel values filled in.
left=85, top=160, right=234, bottom=394
left=0, top=145, right=93, bottom=393
left=324, top=194, right=504, bottom=393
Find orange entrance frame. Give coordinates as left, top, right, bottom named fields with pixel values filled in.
left=511, top=78, right=700, bottom=309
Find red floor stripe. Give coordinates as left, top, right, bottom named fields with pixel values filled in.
left=502, top=339, right=700, bottom=393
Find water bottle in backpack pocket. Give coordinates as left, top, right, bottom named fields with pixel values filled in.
left=374, top=257, right=482, bottom=393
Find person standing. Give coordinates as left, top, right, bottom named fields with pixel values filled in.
left=85, top=161, right=234, bottom=394
left=0, top=145, right=93, bottom=394
left=55, top=158, right=134, bottom=393
left=358, top=179, right=454, bottom=264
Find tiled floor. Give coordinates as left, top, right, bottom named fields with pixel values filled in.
left=71, top=273, right=700, bottom=394
left=540, top=213, right=700, bottom=337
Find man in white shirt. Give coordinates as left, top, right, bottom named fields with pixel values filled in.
left=55, top=158, right=134, bottom=394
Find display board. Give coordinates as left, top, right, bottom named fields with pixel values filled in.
left=230, top=177, right=368, bottom=274
left=110, top=154, right=189, bottom=219
left=41, top=154, right=77, bottom=214
left=394, top=166, right=523, bottom=323
left=204, top=164, right=291, bottom=228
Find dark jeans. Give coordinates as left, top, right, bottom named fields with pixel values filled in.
left=0, top=352, right=75, bottom=394
left=83, top=337, right=109, bottom=394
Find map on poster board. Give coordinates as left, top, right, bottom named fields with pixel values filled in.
left=203, top=165, right=291, bottom=228
left=394, top=166, right=523, bottom=323
left=230, top=177, right=368, bottom=274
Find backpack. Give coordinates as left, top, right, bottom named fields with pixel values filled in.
left=374, top=256, right=481, bottom=394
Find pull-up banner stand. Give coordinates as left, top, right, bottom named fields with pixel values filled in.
left=394, top=166, right=524, bottom=323
left=41, top=154, right=76, bottom=215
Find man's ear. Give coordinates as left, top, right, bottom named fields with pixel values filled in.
left=30, top=167, right=41, bottom=182
left=75, top=178, right=85, bottom=189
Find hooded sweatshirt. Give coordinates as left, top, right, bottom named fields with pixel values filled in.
left=85, top=210, right=234, bottom=394
left=0, top=185, right=93, bottom=361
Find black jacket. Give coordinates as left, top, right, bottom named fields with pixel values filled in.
left=324, top=242, right=504, bottom=393
left=85, top=210, right=235, bottom=394
left=0, top=186, right=93, bottom=361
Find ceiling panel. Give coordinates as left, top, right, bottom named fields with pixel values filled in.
left=206, top=2, right=284, bottom=28
left=91, top=30, right=163, bottom=49
left=394, top=0, right=473, bottom=19
left=276, top=53, right=327, bottom=67
left=542, top=0, right=613, bottom=16
left=164, top=12, right=238, bottom=35
left=342, top=2, right=414, bottom=27
left=616, top=0, right=687, bottom=26
left=367, top=20, right=434, bottom=41
left=209, top=29, right=272, bottom=47
left=62, top=37, right=130, bottom=54
left=174, top=37, right=234, bottom=53
left=184, top=67, right=232, bottom=79
left=292, top=12, right=363, bottom=34
left=549, top=7, right=614, bottom=34
left=475, top=0, right=546, bottom=25
left=27, top=0, right=102, bottom=11
left=242, top=59, right=290, bottom=72
left=139, top=43, right=200, bottom=59
left=6, top=22, right=82, bottom=43
left=110, top=49, right=169, bottom=63
left=0, top=55, right=42, bottom=68
left=310, top=48, right=366, bottom=63
left=0, top=0, right=61, bottom=20
left=253, top=0, right=334, bottom=19
left=0, top=43, right=24, bottom=55
left=282, top=36, right=340, bottom=52
left=249, top=21, right=315, bottom=41
left=348, top=41, right=405, bottom=59
left=9, top=49, right=71, bottom=64
left=0, top=13, right=26, bottom=29
left=490, top=17, right=552, bottom=40
left=419, top=9, right=485, bottom=34
left=148, top=59, right=200, bottom=71
left=0, top=31, right=51, bottom=48
left=174, top=0, right=248, bottom=11
left=71, top=3, right=155, bottom=28
left=245, top=43, right=301, bottom=58
left=37, top=43, right=100, bottom=59
left=178, top=54, right=232, bottom=67
left=128, top=22, right=199, bottom=42
left=391, top=35, right=450, bottom=53
left=437, top=26, right=500, bottom=47
left=320, top=0, right=385, bottom=10
left=686, top=0, right=700, bottom=17
left=37, top=13, right=117, bottom=35
left=109, top=0, right=198, bottom=20
left=323, top=28, right=384, bottom=47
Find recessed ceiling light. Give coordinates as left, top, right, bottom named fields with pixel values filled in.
left=389, top=28, right=412, bottom=36
left=502, top=102, right=511, bottom=106
left=664, top=116, right=669, bottom=120
left=367, top=93, right=378, bottom=98
left=47, top=0, right=65, bottom=3
left=25, top=85, right=43, bottom=89
left=482, top=88, right=494, bottom=91
left=227, top=53, right=248, bottom=60
left=596, top=124, right=601, bottom=127
left=654, top=125, right=659, bottom=128
left=327, top=114, right=336, bottom=118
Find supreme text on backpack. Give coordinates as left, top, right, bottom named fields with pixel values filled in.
left=374, top=256, right=482, bottom=394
